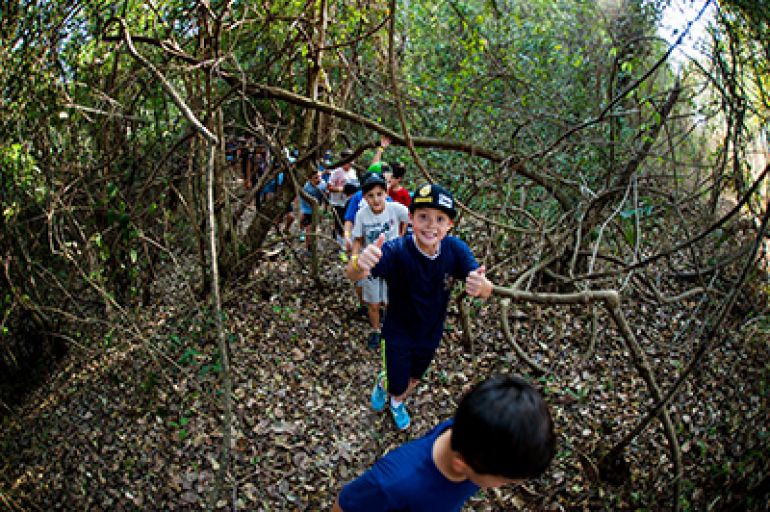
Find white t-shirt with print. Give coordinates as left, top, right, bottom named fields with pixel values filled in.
left=352, top=202, right=409, bottom=246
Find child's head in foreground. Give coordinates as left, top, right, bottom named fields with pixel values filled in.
left=451, top=374, right=555, bottom=488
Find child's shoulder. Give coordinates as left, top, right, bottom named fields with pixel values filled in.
left=444, top=234, right=469, bottom=246
left=385, top=200, right=409, bottom=214
left=440, top=235, right=475, bottom=257
left=447, top=235, right=473, bottom=255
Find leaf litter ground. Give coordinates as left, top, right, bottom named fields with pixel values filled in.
left=0, top=223, right=768, bottom=511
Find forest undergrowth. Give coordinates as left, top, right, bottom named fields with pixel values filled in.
left=0, top=205, right=768, bottom=511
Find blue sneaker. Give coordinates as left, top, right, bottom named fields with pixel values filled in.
left=370, top=374, right=387, bottom=412
left=390, top=402, right=410, bottom=430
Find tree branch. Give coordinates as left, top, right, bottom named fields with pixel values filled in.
left=103, top=22, right=573, bottom=209
left=117, top=18, right=218, bottom=144
left=494, top=285, right=682, bottom=506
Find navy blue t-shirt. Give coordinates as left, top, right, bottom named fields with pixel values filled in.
left=371, top=235, right=478, bottom=348
left=338, top=420, right=478, bottom=511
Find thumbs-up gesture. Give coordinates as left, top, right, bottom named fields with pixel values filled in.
left=465, top=265, right=493, bottom=298
left=357, top=234, right=385, bottom=272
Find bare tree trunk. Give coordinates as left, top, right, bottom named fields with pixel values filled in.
left=205, top=142, right=233, bottom=509
left=188, top=134, right=210, bottom=296
left=215, top=107, right=239, bottom=272
left=296, top=0, right=329, bottom=283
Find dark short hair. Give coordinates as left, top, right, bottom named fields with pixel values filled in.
left=391, top=162, right=406, bottom=179
left=343, top=181, right=360, bottom=196
left=451, top=375, right=555, bottom=479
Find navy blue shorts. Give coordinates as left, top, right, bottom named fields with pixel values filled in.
left=382, top=337, right=437, bottom=396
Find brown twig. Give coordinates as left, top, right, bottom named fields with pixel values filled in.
left=500, top=298, right=548, bottom=375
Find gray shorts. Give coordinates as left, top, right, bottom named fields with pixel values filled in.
left=362, top=276, right=388, bottom=304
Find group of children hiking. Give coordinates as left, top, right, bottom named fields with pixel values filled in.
left=234, top=134, right=556, bottom=510
left=327, top=137, right=555, bottom=510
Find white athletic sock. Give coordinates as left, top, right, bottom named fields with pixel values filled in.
left=390, top=396, right=403, bottom=408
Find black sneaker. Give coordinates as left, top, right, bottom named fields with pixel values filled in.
left=367, top=331, right=381, bottom=350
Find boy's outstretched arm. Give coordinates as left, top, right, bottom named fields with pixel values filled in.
left=345, top=233, right=385, bottom=281
left=465, top=265, right=494, bottom=299
left=371, top=135, right=391, bottom=165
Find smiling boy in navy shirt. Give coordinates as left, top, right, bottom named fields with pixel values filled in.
left=345, top=182, right=493, bottom=430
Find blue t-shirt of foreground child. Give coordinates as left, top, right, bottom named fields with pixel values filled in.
left=371, top=234, right=478, bottom=349
left=338, top=419, right=478, bottom=512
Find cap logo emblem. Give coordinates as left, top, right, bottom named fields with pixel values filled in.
left=418, top=185, right=432, bottom=196
left=438, top=194, right=453, bottom=209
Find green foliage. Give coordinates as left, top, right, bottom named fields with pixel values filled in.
left=168, top=414, right=191, bottom=441
left=2, top=3, right=770, bottom=510
left=718, top=1, right=770, bottom=118
left=0, top=144, right=46, bottom=221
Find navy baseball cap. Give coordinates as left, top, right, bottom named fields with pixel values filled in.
left=361, top=172, right=388, bottom=194
left=409, top=183, right=457, bottom=219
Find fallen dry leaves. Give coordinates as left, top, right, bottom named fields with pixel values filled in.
left=0, top=224, right=768, bottom=511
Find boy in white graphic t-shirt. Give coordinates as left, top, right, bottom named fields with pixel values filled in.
left=352, top=172, right=409, bottom=350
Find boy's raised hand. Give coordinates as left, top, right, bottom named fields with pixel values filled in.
left=466, top=265, right=493, bottom=299
left=357, top=233, right=385, bottom=272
